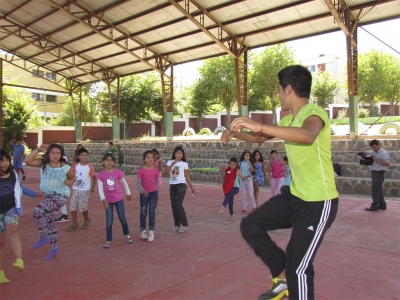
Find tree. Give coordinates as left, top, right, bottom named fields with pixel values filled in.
left=311, top=70, right=339, bottom=108
left=381, top=55, right=400, bottom=116
left=357, top=50, right=400, bottom=116
left=195, top=55, right=237, bottom=127
left=185, top=79, right=216, bottom=129
left=249, top=44, right=296, bottom=124
left=96, top=72, right=163, bottom=137
left=2, top=86, right=44, bottom=150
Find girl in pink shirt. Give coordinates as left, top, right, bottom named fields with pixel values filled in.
left=267, top=150, right=287, bottom=196
left=136, top=150, right=159, bottom=242
left=97, top=153, right=132, bottom=248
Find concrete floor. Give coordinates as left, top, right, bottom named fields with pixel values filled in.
left=0, top=167, right=399, bottom=300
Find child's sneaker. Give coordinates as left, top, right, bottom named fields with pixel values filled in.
left=171, top=226, right=179, bottom=232
left=103, top=241, right=111, bottom=248
left=125, top=235, right=133, bottom=243
left=67, top=223, right=78, bottom=231
left=178, top=226, right=188, bottom=233
left=241, top=210, right=246, bottom=215
left=140, top=230, right=148, bottom=240
left=258, top=277, right=288, bottom=300
left=148, top=230, right=155, bottom=242
left=57, top=215, right=69, bottom=222
left=81, top=219, right=91, bottom=229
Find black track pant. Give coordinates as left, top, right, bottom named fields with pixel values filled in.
left=240, top=186, right=338, bottom=300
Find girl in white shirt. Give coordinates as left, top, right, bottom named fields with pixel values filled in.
left=163, top=146, right=195, bottom=233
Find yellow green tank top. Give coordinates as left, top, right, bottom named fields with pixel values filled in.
left=278, top=103, right=338, bottom=201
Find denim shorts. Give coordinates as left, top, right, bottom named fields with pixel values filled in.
left=0, top=207, right=19, bottom=233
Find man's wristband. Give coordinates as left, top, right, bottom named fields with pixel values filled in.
left=257, top=124, right=264, bottom=136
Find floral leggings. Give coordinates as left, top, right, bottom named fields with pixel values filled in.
left=33, top=194, right=66, bottom=250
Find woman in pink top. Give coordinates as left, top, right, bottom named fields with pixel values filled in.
left=97, top=153, right=132, bottom=248
left=136, top=150, right=159, bottom=242
left=267, top=150, right=287, bottom=196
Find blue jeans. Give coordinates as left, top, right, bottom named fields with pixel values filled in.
left=140, top=190, right=158, bottom=231
left=105, top=199, right=129, bottom=242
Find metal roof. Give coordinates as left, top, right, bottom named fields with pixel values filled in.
left=1, top=0, right=399, bottom=85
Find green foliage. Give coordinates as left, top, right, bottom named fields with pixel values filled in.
left=51, top=92, right=98, bottom=126
left=311, top=70, right=339, bottom=108
left=357, top=50, right=400, bottom=115
left=249, top=44, right=296, bottom=123
left=357, top=107, right=369, bottom=118
left=2, top=85, right=43, bottom=149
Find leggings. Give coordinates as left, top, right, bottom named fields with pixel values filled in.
left=33, top=194, right=66, bottom=250
left=240, top=179, right=257, bottom=210
left=222, top=187, right=239, bottom=215
left=271, top=177, right=284, bottom=196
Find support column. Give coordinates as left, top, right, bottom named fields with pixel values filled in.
left=164, top=112, right=173, bottom=140
left=232, top=38, right=248, bottom=117
left=345, top=7, right=358, bottom=138
left=112, top=116, right=120, bottom=141
left=158, top=56, right=173, bottom=141
left=74, top=119, right=82, bottom=141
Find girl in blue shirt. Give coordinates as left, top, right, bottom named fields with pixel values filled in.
left=238, top=150, right=257, bottom=214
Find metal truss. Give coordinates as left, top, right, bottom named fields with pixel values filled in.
left=0, top=14, right=106, bottom=83
left=44, top=0, right=173, bottom=79
left=169, top=0, right=248, bottom=110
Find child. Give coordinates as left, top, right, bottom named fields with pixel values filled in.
left=152, top=148, right=163, bottom=213
left=136, top=150, right=159, bottom=242
left=251, top=150, right=267, bottom=206
left=0, top=150, right=42, bottom=283
left=215, top=157, right=246, bottom=221
left=8, top=138, right=26, bottom=180
left=267, top=150, right=286, bottom=196
left=238, top=150, right=257, bottom=215
left=67, top=148, right=96, bottom=231
left=163, top=146, right=195, bottom=233
left=24, top=144, right=75, bottom=261
left=283, top=156, right=292, bottom=186
left=105, top=142, right=117, bottom=156
left=74, top=144, right=83, bottom=163
left=57, top=144, right=70, bottom=223
left=97, top=153, right=132, bottom=248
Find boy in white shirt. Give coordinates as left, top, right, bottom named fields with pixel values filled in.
left=67, top=148, right=96, bottom=230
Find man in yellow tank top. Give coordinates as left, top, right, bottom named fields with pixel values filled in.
left=221, top=65, right=339, bottom=300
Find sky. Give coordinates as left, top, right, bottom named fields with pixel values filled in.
left=175, top=18, right=400, bottom=88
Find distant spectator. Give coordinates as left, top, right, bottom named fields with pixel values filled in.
left=74, top=144, right=83, bottom=163
left=8, top=138, right=26, bottom=180
left=105, top=142, right=117, bottom=156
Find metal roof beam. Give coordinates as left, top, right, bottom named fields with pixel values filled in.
left=22, top=0, right=130, bottom=60
left=168, top=0, right=246, bottom=65
left=0, top=15, right=106, bottom=82
left=323, top=0, right=357, bottom=47
left=44, top=0, right=173, bottom=78
left=1, top=54, right=69, bottom=91
left=37, top=0, right=242, bottom=68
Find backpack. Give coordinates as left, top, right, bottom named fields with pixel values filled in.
left=333, top=162, right=342, bottom=176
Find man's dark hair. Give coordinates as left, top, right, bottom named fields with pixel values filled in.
left=109, top=142, right=114, bottom=146
left=370, top=139, right=380, bottom=147
left=77, top=148, right=89, bottom=155
left=16, top=138, right=22, bottom=142
left=278, top=65, right=312, bottom=98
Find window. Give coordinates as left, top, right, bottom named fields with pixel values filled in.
left=46, top=73, right=56, bottom=80
left=308, top=65, right=316, bottom=73
left=46, top=95, right=57, bottom=102
left=32, top=70, right=44, bottom=77
left=32, top=93, right=44, bottom=101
